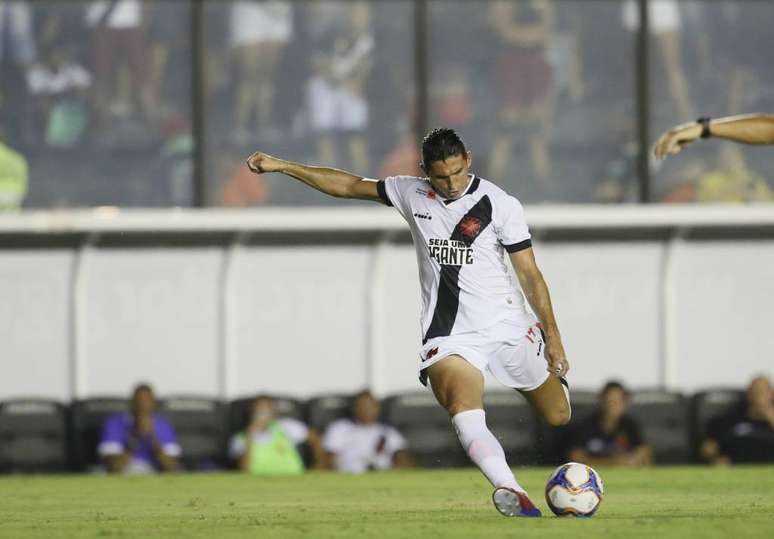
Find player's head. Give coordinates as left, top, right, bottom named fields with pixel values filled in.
left=251, top=395, right=276, bottom=424
left=421, top=127, right=472, bottom=199
left=598, top=380, right=629, bottom=420
left=130, top=383, right=156, bottom=416
left=746, top=375, right=773, bottom=412
left=352, top=390, right=380, bottom=424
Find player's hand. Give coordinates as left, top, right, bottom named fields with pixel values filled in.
left=246, top=151, right=282, bottom=174
left=545, top=338, right=570, bottom=378
left=653, top=122, right=703, bottom=160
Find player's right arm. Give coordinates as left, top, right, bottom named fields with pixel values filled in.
left=654, top=113, right=774, bottom=159
left=246, top=152, right=381, bottom=202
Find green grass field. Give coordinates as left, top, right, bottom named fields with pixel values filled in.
left=1, top=466, right=773, bottom=538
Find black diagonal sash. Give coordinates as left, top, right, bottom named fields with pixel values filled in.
left=423, top=195, right=493, bottom=344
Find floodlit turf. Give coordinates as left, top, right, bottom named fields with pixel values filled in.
left=1, top=467, right=773, bottom=538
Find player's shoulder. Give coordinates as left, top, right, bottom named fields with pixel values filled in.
left=383, top=175, right=429, bottom=191
left=475, top=176, right=522, bottom=205
left=325, top=418, right=354, bottom=433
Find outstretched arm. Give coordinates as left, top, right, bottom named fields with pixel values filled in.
left=246, top=152, right=381, bottom=202
left=654, top=114, right=774, bottom=159
left=509, top=247, right=569, bottom=377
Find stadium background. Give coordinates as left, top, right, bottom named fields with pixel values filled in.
left=1, top=0, right=773, bottom=475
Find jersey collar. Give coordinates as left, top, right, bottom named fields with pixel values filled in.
left=437, top=174, right=480, bottom=205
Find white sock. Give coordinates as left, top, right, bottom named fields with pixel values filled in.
left=451, top=409, right=524, bottom=492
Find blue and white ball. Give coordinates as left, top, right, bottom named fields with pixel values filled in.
left=545, top=462, right=604, bottom=517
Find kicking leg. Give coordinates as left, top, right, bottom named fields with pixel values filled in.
left=520, top=374, right=571, bottom=427
left=427, top=356, right=540, bottom=516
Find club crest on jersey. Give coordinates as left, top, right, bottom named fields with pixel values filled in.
left=459, top=216, right=482, bottom=238
left=415, top=187, right=436, bottom=199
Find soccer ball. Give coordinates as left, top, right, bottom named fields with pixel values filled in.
left=545, top=462, right=604, bottom=517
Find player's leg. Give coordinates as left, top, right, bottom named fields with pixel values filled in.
left=426, top=356, right=540, bottom=516
left=519, top=373, right=571, bottom=428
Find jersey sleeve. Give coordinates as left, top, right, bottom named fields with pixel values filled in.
left=623, top=417, right=645, bottom=447
left=228, top=432, right=247, bottom=460
left=322, top=420, right=349, bottom=453
left=155, top=416, right=182, bottom=457
left=384, top=426, right=407, bottom=456
left=97, top=414, right=126, bottom=456
left=377, top=176, right=412, bottom=220
left=278, top=418, right=310, bottom=445
left=496, top=195, right=532, bottom=253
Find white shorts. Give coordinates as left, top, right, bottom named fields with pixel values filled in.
left=307, top=77, right=368, bottom=131
left=230, top=3, right=293, bottom=47
left=419, top=318, right=550, bottom=392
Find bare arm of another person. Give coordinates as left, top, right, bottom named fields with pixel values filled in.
left=490, top=1, right=554, bottom=45
left=152, top=441, right=178, bottom=472
left=700, top=438, right=731, bottom=465
left=509, top=248, right=569, bottom=377
left=246, top=152, right=381, bottom=201
left=568, top=445, right=653, bottom=467
left=654, top=114, right=774, bottom=159
left=103, top=453, right=131, bottom=473
left=305, top=430, right=331, bottom=470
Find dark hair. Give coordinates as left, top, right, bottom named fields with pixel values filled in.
left=132, top=383, right=154, bottom=398
left=421, top=127, right=467, bottom=169
left=600, top=380, right=629, bottom=398
left=352, top=389, right=374, bottom=402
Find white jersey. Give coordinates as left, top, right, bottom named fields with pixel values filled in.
left=322, top=419, right=407, bottom=474
left=377, top=174, right=532, bottom=343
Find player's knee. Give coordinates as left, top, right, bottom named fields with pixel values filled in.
left=447, top=402, right=478, bottom=417
left=545, top=405, right=571, bottom=427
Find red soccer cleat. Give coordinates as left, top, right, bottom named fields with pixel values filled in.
left=492, top=487, right=542, bottom=517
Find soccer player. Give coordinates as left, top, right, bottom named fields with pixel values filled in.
left=654, top=113, right=774, bottom=159
left=247, top=128, right=571, bottom=517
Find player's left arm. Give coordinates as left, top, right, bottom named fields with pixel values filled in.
left=509, top=248, right=569, bottom=377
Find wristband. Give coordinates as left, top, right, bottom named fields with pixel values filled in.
left=697, top=117, right=712, bottom=139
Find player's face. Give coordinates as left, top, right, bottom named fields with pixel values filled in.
left=747, top=377, right=773, bottom=410
left=353, top=394, right=380, bottom=424
left=251, top=398, right=275, bottom=424
left=600, top=388, right=627, bottom=420
left=425, top=152, right=472, bottom=199
left=131, top=389, right=155, bottom=416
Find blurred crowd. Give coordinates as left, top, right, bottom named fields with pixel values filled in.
left=93, top=375, right=774, bottom=475
left=1, top=1, right=773, bottom=209
left=1, top=375, right=772, bottom=475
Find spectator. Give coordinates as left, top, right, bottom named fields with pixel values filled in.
left=322, top=390, right=412, bottom=473
left=229, top=1, right=293, bottom=143
left=98, top=383, right=180, bottom=474
left=702, top=376, right=774, bottom=465
left=305, top=2, right=373, bottom=174
left=567, top=381, right=653, bottom=466
left=487, top=0, right=555, bottom=190
left=0, top=1, right=37, bottom=143
left=229, top=396, right=324, bottom=475
left=0, top=118, right=28, bottom=210
left=622, top=0, right=693, bottom=119
left=26, top=41, right=92, bottom=148
left=218, top=150, right=269, bottom=207
left=84, top=1, right=149, bottom=127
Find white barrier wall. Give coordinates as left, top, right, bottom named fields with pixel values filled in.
left=0, top=206, right=773, bottom=401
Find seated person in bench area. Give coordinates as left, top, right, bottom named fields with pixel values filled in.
left=567, top=381, right=653, bottom=466
left=229, top=395, right=325, bottom=475
left=702, top=376, right=774, bottom=465
left=322, top=390, right=413, bottom=473
left=98, top=383, right=180, bottom=474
